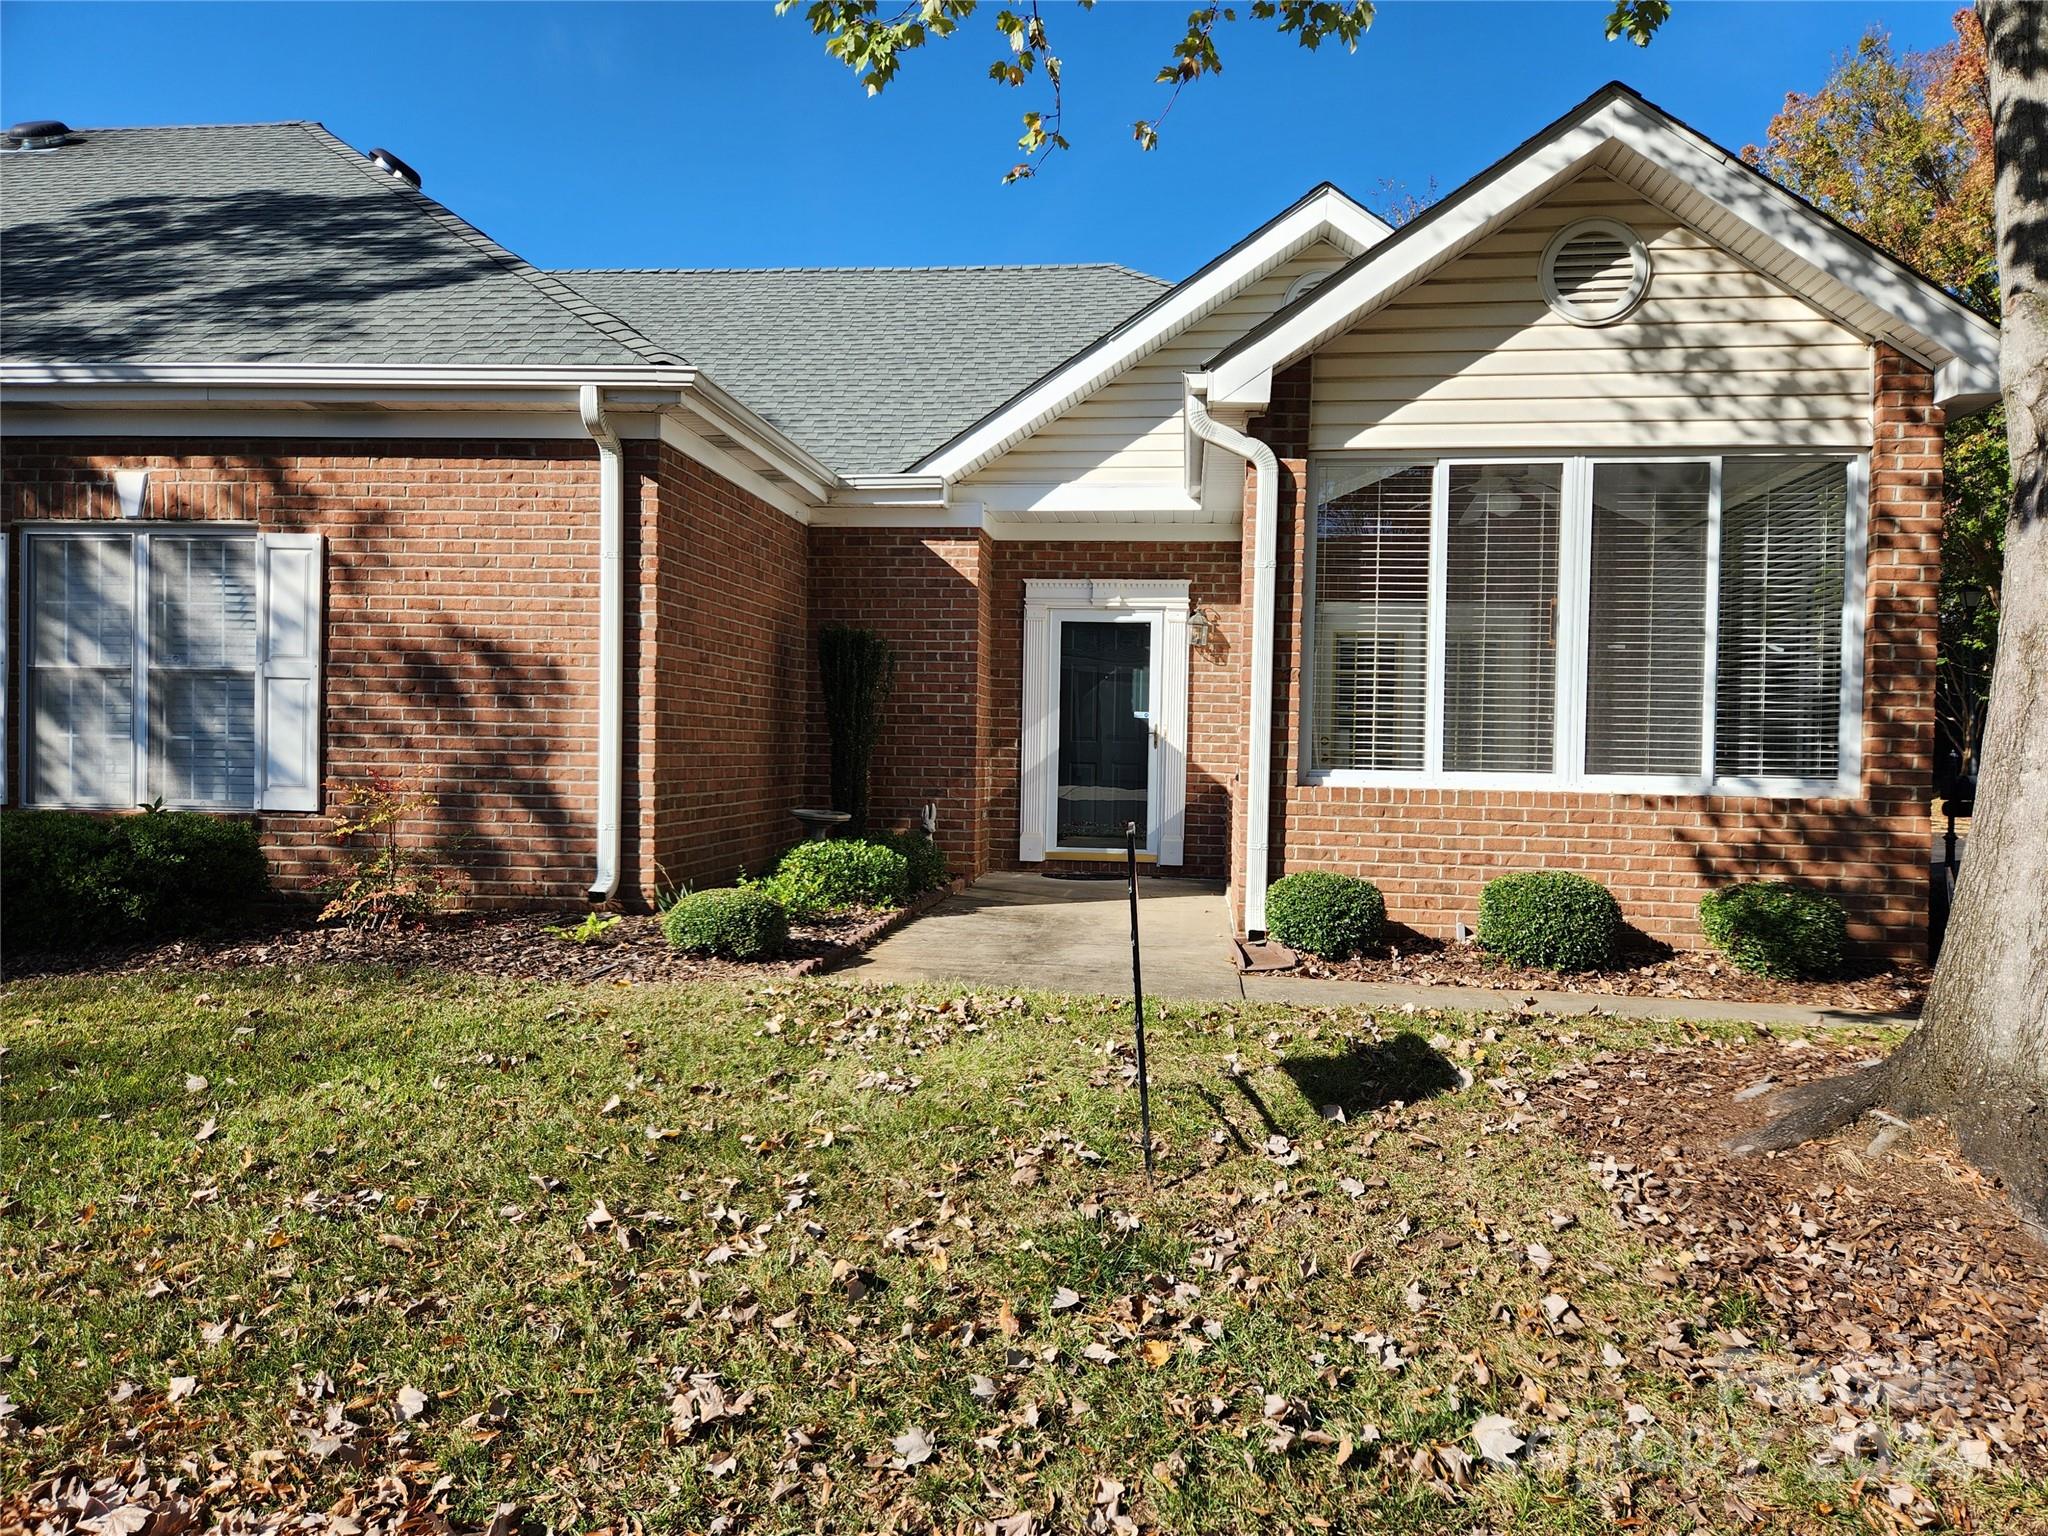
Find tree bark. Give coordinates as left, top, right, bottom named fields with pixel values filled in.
left=1746, top=0, right=2048, bottom=1229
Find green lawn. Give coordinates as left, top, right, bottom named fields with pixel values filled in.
left=1, top=969, right=2036, bottom=1534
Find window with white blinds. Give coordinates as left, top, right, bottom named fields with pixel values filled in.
left=1444, top=464, right=1562, bottom=773
left=149, top=537, right=260, bottom=806
left=1310, top=462, right=1432, bottom=771
left=1715, top=458, right=1848, bottom=779
left=22, top=527, right=322, bottom=812
left=1585, top=461, right=1712, bottom=776
left=1302, top=454, right=1860, bottom=793
left=28, top=535, right=138, bottom=806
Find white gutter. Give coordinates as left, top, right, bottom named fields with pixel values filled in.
left=579, top=383, right=625, bottom=903
left=1184, top=377, right=1279, bottom=934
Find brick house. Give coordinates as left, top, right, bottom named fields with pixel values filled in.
left=0, top=85, right=1997, bottom=959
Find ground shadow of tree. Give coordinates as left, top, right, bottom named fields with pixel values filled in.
left=1280, top=1032, right=1461, bottom=1117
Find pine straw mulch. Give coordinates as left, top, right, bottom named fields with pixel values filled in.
left=1298, top=934, right=1928, bottom=1015
left=0, top=904, right=925, bottom=988
left=1530, top=1027, right=2048, bottom=1474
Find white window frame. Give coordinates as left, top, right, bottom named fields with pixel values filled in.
left=17, top=523, right=276, bottom=812
left=1019, top=578, right=1191, bottom=865
left=1302, top=451, right=1866, bottom=798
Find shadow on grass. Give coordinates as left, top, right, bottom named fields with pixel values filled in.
left=1280, top=1033, right=1462, bottom=1117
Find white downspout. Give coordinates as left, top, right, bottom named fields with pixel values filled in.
left=580, top=383, right=624, bottom=902
left=1185, top=381, right=1279, bottom=934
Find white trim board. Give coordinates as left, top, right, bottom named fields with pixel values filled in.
left=1202, top=85, right=1999, bottom=414
left=1019, top=578, right=1192, bottom=865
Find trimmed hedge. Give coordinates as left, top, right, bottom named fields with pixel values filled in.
left=0, top=808, right=270, bottom=954
left=770, top=838, right=910, bottom=918
left=661, top=887, right=789, bottom=961
left=1477, top=870, right=1622, bottom=972
left=1699, top=882, right=1846, bottom=979
left=877, top=830, right=950, bottom=895
left=1265, top=871, right=1387, bottom=961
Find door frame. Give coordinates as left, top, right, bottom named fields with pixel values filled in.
left=1020, top=578, right=1191, bottom=864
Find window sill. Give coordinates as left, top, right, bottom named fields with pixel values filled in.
left=1297, top=771, right=1857, bottom=800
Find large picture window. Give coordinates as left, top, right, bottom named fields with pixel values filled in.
left=1305, top=454, right=1860, bottom=792
left=19, top=527, right=324, bottom=812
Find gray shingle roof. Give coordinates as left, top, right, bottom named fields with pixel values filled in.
left=1, top=123, right=678, bottom=368
left=553, top=266, right=1169, bottom=474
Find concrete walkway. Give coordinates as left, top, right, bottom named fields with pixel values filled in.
left=838, top=871, right=1243, bottom=1001
left=836, top=873, right=1917, bottom=1028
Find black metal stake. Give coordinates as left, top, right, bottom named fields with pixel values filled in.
left=1125, top=822, right=1156, bottom=1185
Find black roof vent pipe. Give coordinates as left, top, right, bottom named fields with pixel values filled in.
left=369, top=146, right=421, bottom=189
left=4, top=120, right=76, bottom=150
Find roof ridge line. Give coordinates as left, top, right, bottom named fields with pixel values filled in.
left=291, top=123, right=693, bottom=370
left=552, top=262, right=1169, bottom=281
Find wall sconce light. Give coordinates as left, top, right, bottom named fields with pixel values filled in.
left=113, top=469, right=149, bottom=519
left=1187, top=607, right=1215, bottom=648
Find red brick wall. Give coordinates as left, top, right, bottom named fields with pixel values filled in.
left=642, top=443, right=810, bottom=897
left=3, top=435, right=809, bottom=910
left=805, top=528, right=989, bottom=875
left=1242, top=347, right=1940, bottom=960
left=985, top=539, right=1245, bottom=881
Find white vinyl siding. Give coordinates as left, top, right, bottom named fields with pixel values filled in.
left=1305, top=453, right=1861, bottom=795
left=1312, top=172, right=1873, bottom=453
left=968, top=242, right=1348, bottom=500
left=1715, top=459, right=1848, bottom=779
left=20, top=527, right=322, bottom=812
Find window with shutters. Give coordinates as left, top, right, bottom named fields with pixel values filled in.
left=20, top=526, right=323, bottom=812
left=1302, top=454, right=1861, bottom=794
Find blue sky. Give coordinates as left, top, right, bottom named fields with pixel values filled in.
left=2, top=1, right=1963, bottom=279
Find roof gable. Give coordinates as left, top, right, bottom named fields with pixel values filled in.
left=1202, top=84, right=2000, bottom=413
left=912, top=183, right=1393, bottom=481
left=0, top=122, right=681, bottom=368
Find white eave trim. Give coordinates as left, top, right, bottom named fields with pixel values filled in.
left=912, top=186, right=1391, bottom=482
left=1205, top=92, right=2000, bottom=411
left=0, top=360, right=842, bottom=507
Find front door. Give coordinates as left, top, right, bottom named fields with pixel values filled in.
left=1019, top=578, right=1190, bottom=866
left=1052, top=612, right=1158, bottom=851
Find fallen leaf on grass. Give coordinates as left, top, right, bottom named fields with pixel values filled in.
left=891, top=1426, right=935, bottom=1467
left=1471, top=1413, right=1524, bottom=1465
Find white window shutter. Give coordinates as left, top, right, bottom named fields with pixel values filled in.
left=257, top=533, right=323, bottom=812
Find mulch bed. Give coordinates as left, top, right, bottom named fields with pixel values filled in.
left=1297, top=933, right=1928, bottom=1015
left=1, top=893, right=953, bottom=987
left=1532, top=1032, right=2048, bottom=1470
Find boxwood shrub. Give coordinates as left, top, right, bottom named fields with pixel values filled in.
left=1264, top=870, right=1387, bottom=960
left=876, top=830, right=950, bottom=895
left=1699, top=882, right=1846, bottom=979
left=0, top=808, right=270, bottom=954
left=661, top=887, right=789, bottom=961
left=1477, top=870, right=1622, bottom=972
left=770, top=837, right=911, bottom=917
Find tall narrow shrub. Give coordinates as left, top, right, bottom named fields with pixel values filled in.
left=819, top=624, right=896, bottom=833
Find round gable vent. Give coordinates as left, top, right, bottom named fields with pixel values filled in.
left=1540, top=218, right=1649, bottom=325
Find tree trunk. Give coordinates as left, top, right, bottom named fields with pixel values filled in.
left=1747, top=0, right=2048, bottom=1228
